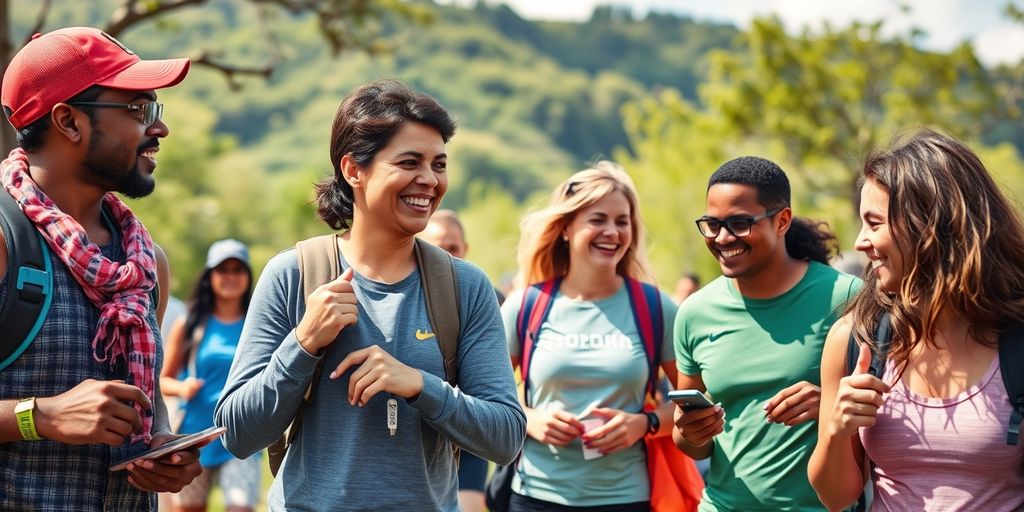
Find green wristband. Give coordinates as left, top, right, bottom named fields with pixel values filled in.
left=15, top=397, right=42, bottom=441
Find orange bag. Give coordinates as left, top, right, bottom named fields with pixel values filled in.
left=646, top=434, right=703, bottom=512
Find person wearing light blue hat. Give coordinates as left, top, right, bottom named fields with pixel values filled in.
left=161, top=239, right=261, bottom=511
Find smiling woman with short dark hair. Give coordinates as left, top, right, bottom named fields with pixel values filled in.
left=215, top=80, right=525, bottom=512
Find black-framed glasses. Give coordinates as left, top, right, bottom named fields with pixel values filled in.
left=695, top=207, right=783, bottom=238
left=67, top=101, right=164, bottom=127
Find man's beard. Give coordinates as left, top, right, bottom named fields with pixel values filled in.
left=82, top=129, right=156, bottom=199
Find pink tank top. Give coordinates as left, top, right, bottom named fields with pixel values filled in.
left=859, top=354, right=1024, bottom=511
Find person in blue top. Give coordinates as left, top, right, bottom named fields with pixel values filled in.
left=161, top=239, right=260, bottom=512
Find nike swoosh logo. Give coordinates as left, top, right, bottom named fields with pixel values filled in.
left=415, top=329, right=436, bottom=341
left=708, top=332, right=724, bottom=342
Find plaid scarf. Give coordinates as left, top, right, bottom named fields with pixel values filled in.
left=1, top=148, right=157, bottom=443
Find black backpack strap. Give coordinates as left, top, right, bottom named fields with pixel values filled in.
left=845, top=310, right=892, bottom=512
left=998, top=325, right=1024, bottom=445
left=414, top=239, right=460, bottom=387
left=846, top=311, right=892, bottom=379
left=0, top=190, right=52, bottom=371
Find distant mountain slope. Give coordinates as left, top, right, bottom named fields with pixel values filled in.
left=10, top=0, right=738, bottom=207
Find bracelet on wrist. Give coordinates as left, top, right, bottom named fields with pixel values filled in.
left=644, top=411, right=660, bottom=435
left=15, top=397, right=43, bottom=441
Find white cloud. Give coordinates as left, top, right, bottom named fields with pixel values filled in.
left=975, top=23, right=1024, bottom=65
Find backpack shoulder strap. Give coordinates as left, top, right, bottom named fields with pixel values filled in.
left=0, top=190, right=52, bottom=371
left=998, top=326, right=1024, bottom=445
left=413, top=239, right=460, bottom=387
left=517, top=278, right=560, bottom=405
left=295, top=233, right=340, bottom=400
left=297, top=234, right=341, bottom=303
left=624, top=277, right=663, bottom=400
left=846, top=310, right=892, bottom=379
left=269, top=234, right=341, bottom=477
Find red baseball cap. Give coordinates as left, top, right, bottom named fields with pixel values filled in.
left=1, top=27, right=190, bottom=130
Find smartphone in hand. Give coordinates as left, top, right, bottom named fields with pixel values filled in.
left=109, top=426, right=225, bottom=471
left=667, top=389, right=714, bottom=411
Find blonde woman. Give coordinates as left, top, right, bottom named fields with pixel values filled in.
left=809, top=130, right=1024, bottom=511
left=501, top=162, right=680, bottom=511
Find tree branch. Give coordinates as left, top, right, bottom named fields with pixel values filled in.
left=105, top=0, right=207, bottom=37
left=192, top=51, right=274, bottom=91
left=255, top=2, right=284, bottom=67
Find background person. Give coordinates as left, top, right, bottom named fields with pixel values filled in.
left=809, top=130, right=1024, bottom=511
left=502, top=161, right=680, bottom=512
left=215, top=80, right=525, bottom=511
left=161, top=239, right=261, bottom=512
left=672, top=273, right=701, bottom=304
left=673, top=156, right=860, bottom=511
left=420, top=209, right=498, bottom=512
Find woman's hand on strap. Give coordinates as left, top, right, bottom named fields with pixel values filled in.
left=296, top=268, right=358, bottom=353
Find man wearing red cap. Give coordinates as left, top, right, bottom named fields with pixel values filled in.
left=0, top=27, right=201, bottom=510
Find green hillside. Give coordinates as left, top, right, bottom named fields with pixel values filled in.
left=8, top=1, right=1023, bottom=295
left=8, top=0, right=741, bottom=293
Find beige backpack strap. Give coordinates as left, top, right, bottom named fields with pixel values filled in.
left=298, top=234, right=342, bottom=304
left=295, top=233, right=340, bottom=402
left=268, top=234, right=340, bottom=477
left=414, top=239, right=460, bottom=386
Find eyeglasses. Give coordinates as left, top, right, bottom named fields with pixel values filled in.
left=695, top=207, right=783, bottom=238
left=67, top=101, right=164, bottom=127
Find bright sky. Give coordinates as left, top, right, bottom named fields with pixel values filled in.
left=444, top=0, right=1024, bottom=66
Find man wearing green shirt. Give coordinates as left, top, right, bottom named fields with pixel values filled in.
left=673, top=157, right=861, bottom=511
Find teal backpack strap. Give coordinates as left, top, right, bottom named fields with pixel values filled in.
left=998, top=325, right=1024, bottom=445
left=0, top=190, right=52, bottom=371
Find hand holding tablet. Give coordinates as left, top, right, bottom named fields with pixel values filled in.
left=109, top=426, right=226, bottom=472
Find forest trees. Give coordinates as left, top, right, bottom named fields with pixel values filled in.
left=621, top=16, right=1024, bottom=286
left=0, top=0, right=430, bottom=150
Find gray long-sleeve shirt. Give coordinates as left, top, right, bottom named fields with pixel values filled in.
left=214, top=249, right=525, bottom=511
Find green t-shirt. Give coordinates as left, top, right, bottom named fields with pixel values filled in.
left=502, top=283, right=676, bottom=507
left=675, top=262, right=861, bottom=511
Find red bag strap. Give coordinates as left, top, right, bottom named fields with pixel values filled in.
left=625, top=277, right=664, bottom=401
left=516, top=278, right=560, bottom=405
